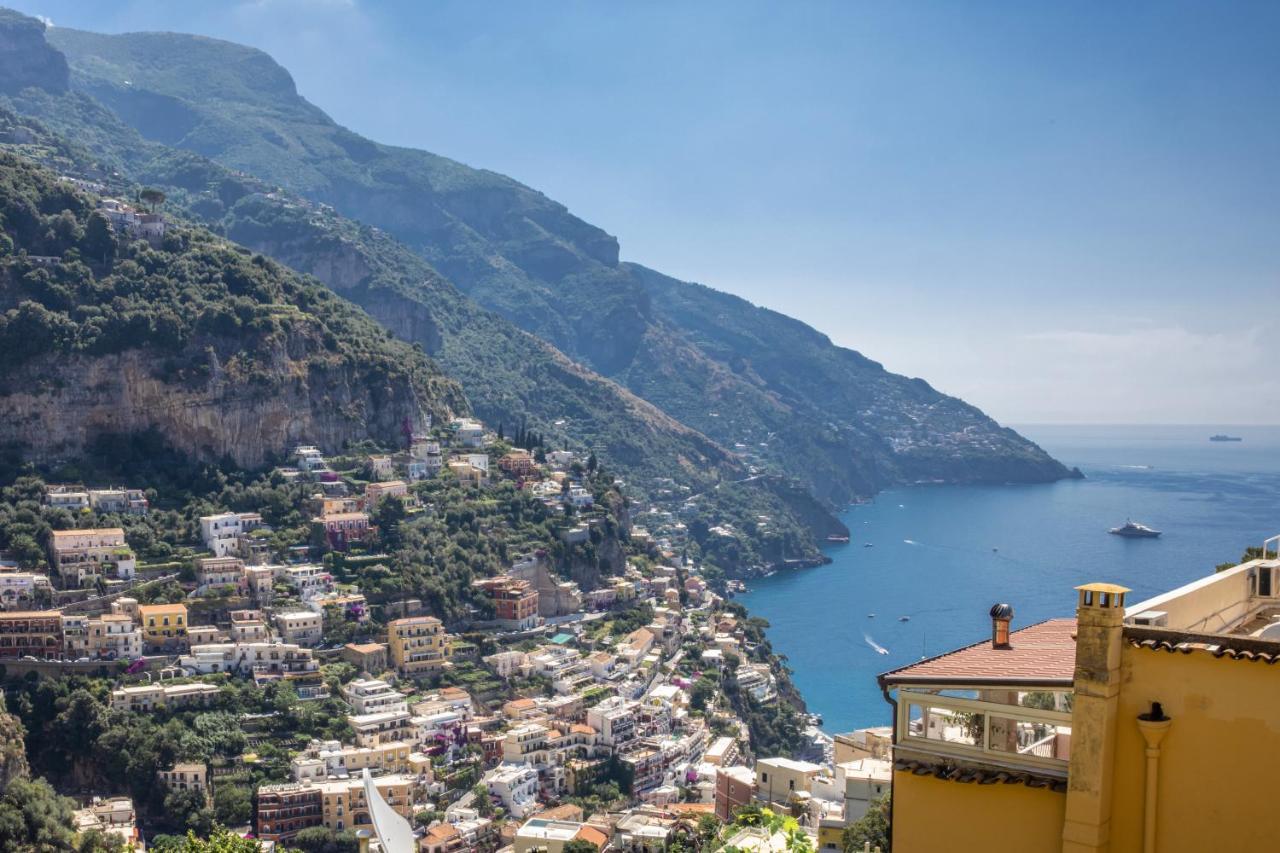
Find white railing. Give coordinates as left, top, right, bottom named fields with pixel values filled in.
left=896, top=690, right=1071, bottom=773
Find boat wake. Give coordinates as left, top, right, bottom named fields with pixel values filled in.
left=864, top=634, right=890, bottom=655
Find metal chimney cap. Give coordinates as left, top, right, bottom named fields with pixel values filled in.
left=989, top=603, right=1014, bottom=620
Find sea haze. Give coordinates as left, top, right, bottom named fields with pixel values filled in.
left=738, top=424, right=1280, bottom=733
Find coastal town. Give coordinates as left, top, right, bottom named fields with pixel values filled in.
left=0, top=415, right=894, bottom=852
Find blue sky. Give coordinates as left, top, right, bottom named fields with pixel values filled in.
left=13, top=0, right=1280, bottom=423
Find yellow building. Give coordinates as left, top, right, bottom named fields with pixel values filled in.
left=387, top=615, right=451, bottom=677
left=317, top=773, right=416, bottom=834
left=138, top=603, right=188, bottom=652
left=879, top=539, right=1280, bottom=853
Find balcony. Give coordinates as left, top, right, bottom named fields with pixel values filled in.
left=895, top=689, right=1072, bottom=775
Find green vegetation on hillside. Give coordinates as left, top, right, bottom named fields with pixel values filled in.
left=0, top=148, right=464, bottom=464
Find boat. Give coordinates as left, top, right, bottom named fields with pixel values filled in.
left=867, top=613, right=876, bottom=618
left=898, top=616, right=910, bottom=622
left=1108, top=520, right=1162, bottom=538
left=1210, top=434, right=1243, bottom=442
left=863, top=542, right=874, bottom=548
left=826, top=534, right=850, bottom=543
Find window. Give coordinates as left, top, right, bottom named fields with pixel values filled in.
left=760, top=772, right=768, bottom=783
left=1261, top=568, right=1273, bottom=597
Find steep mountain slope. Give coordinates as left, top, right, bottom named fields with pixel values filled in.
left=43, top=23, right=1073, bottom=505
left=0, top=149, right=463, bottom=467
left=0, top=89, right=740, bottom=493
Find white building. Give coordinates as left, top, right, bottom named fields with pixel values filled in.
left=0, top=571, right=52, bottom=609
left=811, top=758, right=892, bottom=826
left=198, top=512, right=264, bottom=558
left=487, top=764, right=539, bottom=818
left=277, top=564, right=334, bottom=601
left=180, top=641, right=318, bottom=677
left=587, top=697, right=638, bottom=748
left=343, top=679, right=410, bottom=716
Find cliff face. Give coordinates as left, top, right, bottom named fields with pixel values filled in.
left=0, top=149, right=463, bottom=470
left=0, top=10, right=68, bottom=95
left=0, top=347, right=429, bottom=469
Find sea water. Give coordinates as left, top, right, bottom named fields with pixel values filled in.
left=737, top=424, right=1280, bottom=732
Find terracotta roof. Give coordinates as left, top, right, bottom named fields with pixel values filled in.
left=661, top=802, right=716, bottom=814
left=570, top=724, right=596, bottom=735
left=879, top=618, right=1077, bottom=686
left=538, top=804, right=584, bottom=822
left=1126, top=625, right=1280, bottom=664
left=52, top=527, right=125, bottom=539
left=575, top=826, right=608, bottom=848
left=893, top=756, right=1067, bottom=793
left=426, top=823, right=460, bottom=841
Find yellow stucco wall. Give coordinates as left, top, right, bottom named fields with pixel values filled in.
left=891, top=769, right=1065, bottom=853
left=1108, top=644, right=1280, bottom=853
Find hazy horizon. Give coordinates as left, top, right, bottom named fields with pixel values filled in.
left=12, top=0, right=1280, bottom=425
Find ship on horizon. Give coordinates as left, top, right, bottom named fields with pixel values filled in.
left=1209, top=434, right=1243, bottom=442
left=1109, top=520, right=1162, bottom=538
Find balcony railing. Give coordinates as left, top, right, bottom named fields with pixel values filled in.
left=896, top=689, right=1072, bottom=773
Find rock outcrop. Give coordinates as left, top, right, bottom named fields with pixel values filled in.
left=0, top=348, right=431, bottom=469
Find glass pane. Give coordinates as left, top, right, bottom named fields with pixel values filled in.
left=923, top=706, right=983, bottom=747
left=1016, top=691, right=1074, bottom=713
left=905, top=703, right=925, bottom=738
left=987, top=714, right=1071, bottom=761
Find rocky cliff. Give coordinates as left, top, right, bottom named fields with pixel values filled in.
left=0, top=346, right=430, bottom=469
left=0, top=150, right=463, bottom=469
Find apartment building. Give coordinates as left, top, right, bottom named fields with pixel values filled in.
left=195, top=556, right=244, bottom=594
left=587, top=697, right=638, bottom=748
left=87, top=613, right=143, bottom=659
left=48, top=528, right=135, bottom=587
left=290, top=739, right=414, bottom=782
left=342, top=679, right=409, bottom=716
left=110, top=682, right=221, bottom=712
left=138, top=603, right=189, bottom=653
left=388, top=616, right=451, bottom=677
left=275, top=611, right=323, bottom=647
left=0, top=571, right=52, bottom=610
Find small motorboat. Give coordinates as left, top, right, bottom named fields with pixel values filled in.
left=899, top=616, right=910, bottom=622
left=867, top=613, right=876, bottom=618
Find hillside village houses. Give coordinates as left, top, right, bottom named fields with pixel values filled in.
left=49, top=527, right=136, bottom=587
left=0, top=409, right=933, bottom=851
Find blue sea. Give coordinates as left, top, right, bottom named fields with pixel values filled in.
left=738, top=424, right=1280, bottom=733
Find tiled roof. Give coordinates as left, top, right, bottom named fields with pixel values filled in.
left=879, top=618, right=1077, bottom=686
left=893, top=757, right=1067, bottom=793
left=575, top=826, right=609, bottom=847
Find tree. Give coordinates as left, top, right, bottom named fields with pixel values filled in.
left=149, top=827, right=263, bottom=852
left=81, top=211, right=116, bottom=265
left=140, top=188, right=167, bottom=213
left=290, top=826, right=358, bottom=853
left=164, top=786, right=216, bottom=837
left=842, top=794, right=890, bottom=852
left=0, top=777, right=78, bottom=851
left=213, top=784, right=252, bottom=826
left=690, top=675, right=717, bottom=712
left=563, top=840, right=600, bottom=853
left=472, top=783, right=494, bottom=818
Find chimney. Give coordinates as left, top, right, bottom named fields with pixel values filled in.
left=990, top=603, right=1014, bottom=649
